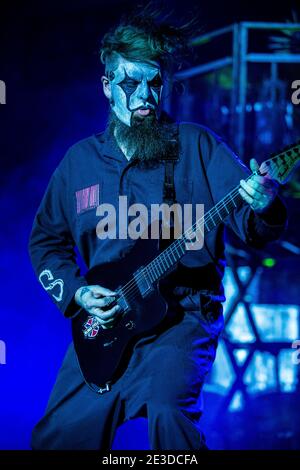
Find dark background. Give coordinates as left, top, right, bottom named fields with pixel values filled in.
left=0, top=0, right=299, bottom=450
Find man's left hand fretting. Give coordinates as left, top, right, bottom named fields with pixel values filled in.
left=238, top=158, right=279, bottom=213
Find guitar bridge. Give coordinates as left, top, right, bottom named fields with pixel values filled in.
left=97, top=382, right=111, bottom=394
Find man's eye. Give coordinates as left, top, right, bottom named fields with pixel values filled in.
left=125, top=79, right=140, bottom=87
left=149, top=77, right=162, bottom=88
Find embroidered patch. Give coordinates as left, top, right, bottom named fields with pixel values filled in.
left=76, top=184, right=99, bottom=214
left=39, top=269, right=64, bottom=302
left=83, top=316, right=100, bottom=339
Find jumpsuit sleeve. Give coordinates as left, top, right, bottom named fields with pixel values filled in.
left=28, top=168, right=88, bottom=318
left=201, top=129, right=288, bottom=248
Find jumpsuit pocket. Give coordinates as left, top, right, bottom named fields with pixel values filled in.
left=199, top=292, right=225, bottom=338
left=176, top=289, right=224, bottom=339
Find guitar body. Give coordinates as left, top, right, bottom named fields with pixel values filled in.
left=72, top=237, right=169, bottom=391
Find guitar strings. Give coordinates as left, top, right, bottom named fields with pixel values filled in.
left=91, top=150, right=299, bottom=319
left=110, top=179, right=247, bottom=302
left=89, top=184, right=243, bottom=326
left=109, top=161, right=279, bottom=303
left=122, top=148, right=300, bottom=295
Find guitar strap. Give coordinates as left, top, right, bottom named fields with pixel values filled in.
left=159, top=139, right=179, bottom=247
left=161, top=118, right=180, bottom=205
left=161, top=154, right=178, bottom=205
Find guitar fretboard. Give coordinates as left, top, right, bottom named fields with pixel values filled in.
left=116, top=140, right=300, bottom=300
left=143, top=141, right=300, bottom=284
left=144, top=182, right=243, bottom=283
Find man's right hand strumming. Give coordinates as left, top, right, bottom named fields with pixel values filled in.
left=75, top=285, right=121, bottom=329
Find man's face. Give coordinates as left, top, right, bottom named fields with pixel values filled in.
left=105, top=55, right=163, bottom=127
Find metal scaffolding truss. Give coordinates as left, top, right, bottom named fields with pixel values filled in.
left=164, top=22, right=300, bottom=159
left=164, top=22, right=300, bottom=422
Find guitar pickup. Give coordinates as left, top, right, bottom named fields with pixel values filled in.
left=133, top=268, right=154, bottom=299
left=116, top=288, right=130, bottom=313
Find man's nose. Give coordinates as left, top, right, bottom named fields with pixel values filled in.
left=137, top=81, right=150, bottom=101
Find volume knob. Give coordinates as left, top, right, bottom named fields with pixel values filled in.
left=125, top=321, right=136, bottom=330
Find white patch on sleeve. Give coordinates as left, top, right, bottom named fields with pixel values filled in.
left=39, top=269, right=64, bottom=302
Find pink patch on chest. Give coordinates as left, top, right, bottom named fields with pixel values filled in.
left=76, top=184, right=99, bottom=214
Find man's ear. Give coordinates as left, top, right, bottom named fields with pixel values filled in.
left=101, top=76, right=111, bottom=99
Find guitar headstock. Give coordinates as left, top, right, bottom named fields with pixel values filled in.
left=258, top=141, right=300, bottom=184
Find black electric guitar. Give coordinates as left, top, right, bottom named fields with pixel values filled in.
left=72, top=142, right=300, bottom=393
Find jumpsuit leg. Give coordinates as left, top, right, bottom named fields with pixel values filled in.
left=120, top=308, right=223, bottom=450
left=146, top=342, right=210, bottom=450
left=32, top=298, right=223, bottom=450
left=31, top=343, right=123, bottom=450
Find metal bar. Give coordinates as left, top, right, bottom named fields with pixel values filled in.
left=247, top=53, right=300, bottom=63
left=237, top=24, right=248, bottom=158
left=241, top=21, right=300, bottom=30
left=175, top=57, right=233, bottom=80
left=231, top=23, right=240, bottom=148
left=190, top=24, right=234, bottom=46
left=220, top=344, right=255, bottom=410
left=228, top=342, right=295, bottom=349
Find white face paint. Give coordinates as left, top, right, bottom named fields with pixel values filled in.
left=107, top=56, right=163, bottom=127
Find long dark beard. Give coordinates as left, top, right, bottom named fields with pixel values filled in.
left=107, top=109, right=179, bottom=167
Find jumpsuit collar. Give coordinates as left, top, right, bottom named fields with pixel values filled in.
left=94, top=126, right=128, bottom=163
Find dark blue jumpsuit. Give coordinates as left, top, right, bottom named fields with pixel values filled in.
left=29, top=120, right=287, bottom=450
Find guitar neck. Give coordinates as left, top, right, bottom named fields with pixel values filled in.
left=115, top=140, right=299, bottom=304
left=144, top=180, right=244, bottom=283
left=144, top=139, right=300, bottom=283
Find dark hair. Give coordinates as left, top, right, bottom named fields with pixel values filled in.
left=100, top=7, right=199, bottom=74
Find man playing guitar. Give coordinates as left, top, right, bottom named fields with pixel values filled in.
left=29, top=13, right=288, bottom=450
